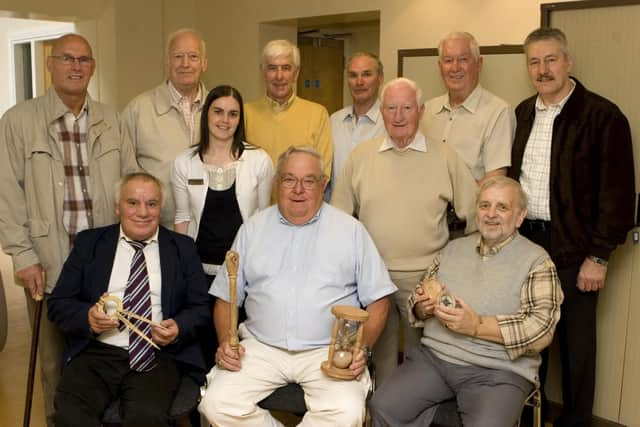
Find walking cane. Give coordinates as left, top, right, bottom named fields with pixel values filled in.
left=23, top=272, right=45, bottom=427
left=225, top=251, right=240, bottom=353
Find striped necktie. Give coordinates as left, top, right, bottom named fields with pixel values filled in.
left=123, top=240, right=157, bottom=372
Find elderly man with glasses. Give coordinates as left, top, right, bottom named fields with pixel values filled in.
left=0, top=33, right=137, bottom=426
left=198, top=146, right=396, bottom=427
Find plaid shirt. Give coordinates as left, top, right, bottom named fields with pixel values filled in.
left=167, top=80, right=203, bottom=145
left=56, top=102, right=93, bottom=244
left=409, top=232, right=563, bottom=360
left=520, top=80, right=575, bottom=220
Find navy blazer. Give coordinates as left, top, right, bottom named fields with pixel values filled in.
left=48, top=224, right=211, bottom=375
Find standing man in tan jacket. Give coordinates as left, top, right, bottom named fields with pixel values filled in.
left=0, top=33, right=137, bottom=426
left=121, top=28, right=208, bottom=228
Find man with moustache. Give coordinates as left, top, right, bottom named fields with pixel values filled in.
left=0, top=33, right=137, bottom=426
left=244, top=40, right=332, bottom=179
left=509, top=27, right=635, bottom=426
left=369, top=177, right=562, bottom=427
left=122, top=29, right=208, bottom=228
left=331, top=77, right=477, bottom=383
left=199, top=147, right=395, bottom=426
left=328, top=52, right=385, bottom=198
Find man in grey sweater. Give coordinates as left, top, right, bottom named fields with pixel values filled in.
left=369, top=176, right=563, bottom=427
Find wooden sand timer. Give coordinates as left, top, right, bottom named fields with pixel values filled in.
left=321, top=305, right=368, bottom=380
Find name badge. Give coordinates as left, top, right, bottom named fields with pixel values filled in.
left=188, top=179, right=205, bottom=185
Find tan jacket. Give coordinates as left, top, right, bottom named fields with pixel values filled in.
left=121, top=82, right=208, bottom=228
left=0, top=88, right=138, bottom=292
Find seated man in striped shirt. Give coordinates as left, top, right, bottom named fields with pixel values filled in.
left=369, top=176, right=563, bottom=427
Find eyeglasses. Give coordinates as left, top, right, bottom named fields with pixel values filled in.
left=279, top=174, right=324, bottom=190
left=50, top=54, right=94, bottom=66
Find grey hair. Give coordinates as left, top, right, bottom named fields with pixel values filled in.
left=166, top=28, right=206, bottom=59
left=380, top=77, right=424, bottom=106
left=438, top=31, right=481, bottom=61
left=476, top=176, right=528, bottom=212
left=261, top=39, right=300, bottom=69
left=347, top=51, right=384, bottom=74
left=524, top=27, right=570, bottom=58
left=275, top=146, right=325, bottom=177
left=114, top=172, right=164, bottom=207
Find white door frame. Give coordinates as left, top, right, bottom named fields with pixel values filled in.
left=8, top=22, right=74, bottom=106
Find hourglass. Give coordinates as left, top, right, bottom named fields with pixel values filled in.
left=321, top=305, right=369, bottom=380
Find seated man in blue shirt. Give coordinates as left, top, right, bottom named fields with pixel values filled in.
left=48, top=172, right=210, bottom=427
left=199, top=146, right=396, bottom=426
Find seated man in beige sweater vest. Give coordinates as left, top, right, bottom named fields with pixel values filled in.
left=331, top=77, right=478, bottom=384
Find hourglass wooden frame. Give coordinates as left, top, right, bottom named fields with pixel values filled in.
left=321, top=305, right=369, bottom=380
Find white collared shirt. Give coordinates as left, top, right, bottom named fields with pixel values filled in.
left=379, top=130, right=428, bottom=153
left=98, top=227, right=163, bottom=349
left=520, top=80, right=576, bottom=220
left=422, top=85, right=514, bottom=180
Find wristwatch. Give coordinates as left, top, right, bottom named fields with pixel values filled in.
left=362, top=346, right=372, bottom=363
left=588, top=255, right=608, bottom=266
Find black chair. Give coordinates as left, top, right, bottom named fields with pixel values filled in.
left=102, top=374, right=202, bottom=426
left=432, top=400, right=462, bottom=427
left=258, top=383, right=307, bottom=416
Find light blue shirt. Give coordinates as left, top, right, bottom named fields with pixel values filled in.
left=327, top=100, right=386, bottom=200
left=210, top=203, right=396, bottom=351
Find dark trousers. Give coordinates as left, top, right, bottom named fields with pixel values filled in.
left=55, top=341, right=180, bottom=427
left=520, top=220, right=597, bottom=427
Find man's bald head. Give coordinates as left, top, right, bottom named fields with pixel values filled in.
left=51, top=34, right=93, bottom=58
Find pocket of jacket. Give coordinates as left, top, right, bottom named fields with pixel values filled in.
left=27, top=219, right=50, bottom=238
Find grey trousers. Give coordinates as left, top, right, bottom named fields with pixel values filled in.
left=369, top=345, right=533, bottom=427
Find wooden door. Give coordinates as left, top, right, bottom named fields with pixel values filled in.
left=297, top=37, right=344, bottom=115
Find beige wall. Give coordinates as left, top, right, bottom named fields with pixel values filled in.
left=196, top=0, right=579, bottom=103
left=2, top=0, right=578, bottom=109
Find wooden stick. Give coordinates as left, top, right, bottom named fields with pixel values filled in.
left=23, top=271, right=45, bottom=427
left=120, top=310, right=163, bottom=328
left=226, top=250, right=240, bottom=352
left=98, top=295, right=161, bottom=349
left=116, top=313, right=160, bottom=350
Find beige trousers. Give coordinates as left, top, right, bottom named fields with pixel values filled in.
left=199, top=323, right=370, bottom=427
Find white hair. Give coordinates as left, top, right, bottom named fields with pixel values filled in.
left=380, top=77, right=424, bottom=106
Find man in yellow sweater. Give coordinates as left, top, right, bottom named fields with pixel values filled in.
left=332, top=77, right=478, bottom=384
left=244, top=39, right=332, bottom=180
